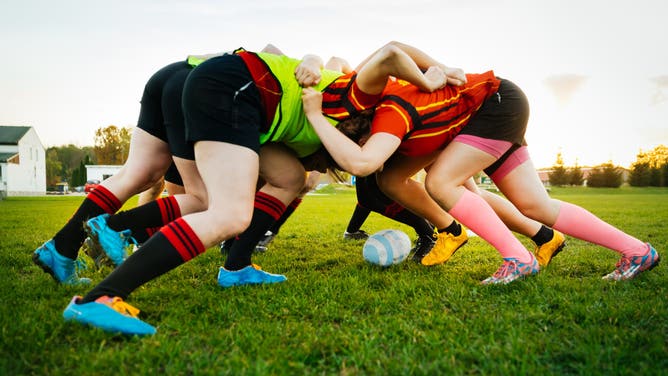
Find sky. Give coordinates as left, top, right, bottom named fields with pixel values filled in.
left=1, top=0, right=667, bottom=168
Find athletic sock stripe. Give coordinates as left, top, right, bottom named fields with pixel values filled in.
left=254, top=192, right=286, bottom=220
left=157, top=196, right=181, bottom=224
left=288, top=198, right=302, bottom=210
left=165, top=196, right=181, bottom=221
left=161, top=218, right=205, bottom=261
left=88, top=185, right=121, bottom=214
left=255, top=192, right=284, bottom=213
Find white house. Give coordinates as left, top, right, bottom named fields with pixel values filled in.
left=85, top=164, right=122, bottom=182
left=0, top=126, right=46, bottom=197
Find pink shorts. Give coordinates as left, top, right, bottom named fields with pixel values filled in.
left=454, top=134, right=530, bottom=182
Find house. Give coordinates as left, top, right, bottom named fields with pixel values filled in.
left=85, top=164, right=122, bottom=183
left=0, top=126, right=46, bottom=197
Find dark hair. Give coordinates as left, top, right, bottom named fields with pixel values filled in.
left=334, top=109, right=374, bottom=145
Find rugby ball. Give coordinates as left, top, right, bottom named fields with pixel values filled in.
left=362, top=229, right=411, bottom=267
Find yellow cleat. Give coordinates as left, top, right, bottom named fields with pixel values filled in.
left=534, top=230, right=566, bottom=267
left=421, top=230, right=468, bottom=266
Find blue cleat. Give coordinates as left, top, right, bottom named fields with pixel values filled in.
left=603, top=243, right=660, bottom=281
left=32, top=239, right=91, bottom=285
left=217, top=264, right=287, bottom=288
left=481, top=254, right=540, bottom=285
left=84, top=214, right=136, bottom=267
left=63, top=295, right=156, bottom=336
left=82, top=237, right=114, bottom=270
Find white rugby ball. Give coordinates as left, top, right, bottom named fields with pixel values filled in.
left=362, top=229, right=411, bottom=267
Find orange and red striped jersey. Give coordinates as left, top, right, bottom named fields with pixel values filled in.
left=321, top=72, right=384, bottom=120
left=372, top=71, right=501, bottom=156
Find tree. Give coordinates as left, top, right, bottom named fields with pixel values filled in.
left=45, top=145, right=95, bottom=184
left=548, top=152, right=568, bottom=186
left=567, top=163, right=584, bottom=186
left=587, top=162, right=623, bottom=188
left=45, top=149, right=62, bottom=188
left=629, top=145, right=668, bottom=187
left=70, top=154, right=92, bottom=186
left=94, top=125, right=132, bottom=165
left=629, top=161, right=652, bottom=187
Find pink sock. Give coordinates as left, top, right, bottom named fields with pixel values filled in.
left=449, top=189, right=533, bottom=263
left=553, top=202, right=647, bottom=257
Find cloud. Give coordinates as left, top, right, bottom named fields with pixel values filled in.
left=650, top=76, right=668, bottom=105
left=543, top=74, right=588, bottom=106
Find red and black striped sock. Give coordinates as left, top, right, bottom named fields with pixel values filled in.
left=53, top=185, right=121, bottom=259
left=225, top=192, right=286, bottom=270
left=80, top=218, right=205, bottom=302
left=383, top=203, right=435, bottom=239
left=107, top=196, right=181, bottom=243
left=268, top=197, right=302, bottom=234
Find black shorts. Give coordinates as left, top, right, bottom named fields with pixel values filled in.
left=136, top=60, right=195, bottom=160
left=458, top=78, right=529, bottom=146
left=355, top=174, right=393, bottom=209
left=163, top=162, right=183, bottom=186
left=182, top=54, right=263, bottom=155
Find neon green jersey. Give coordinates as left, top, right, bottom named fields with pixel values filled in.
left=187, top=51, right=342, bottom=157
left=255, top=52, right=342, bottom=157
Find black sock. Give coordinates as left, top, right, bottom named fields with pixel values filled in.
left=107, top=196, right=180, bottom=235
left=269, top=197, right=301, bottom=234
left=225, top=192, right=285, bottom=271
left=531, top=225, right=554, bottom=246
left=53, top=185, right=121, bottom=259
left=438, top=221, right=462, bottom=236
left=387, top=208, right=435, bottom=239
left=346, top=204, right=371, bottom=233
left=81, top=218, right=204, bottom=302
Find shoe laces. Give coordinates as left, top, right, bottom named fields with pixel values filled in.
left=73, top=257, right=88, bottom=272
left=614, top=256, right=632, bottom=271
left=435, top=232, right=452, bottom=244
left=120, top=231, right=138, bottom=247
left=492, top=259, right=517, bottom=279
left=98, top=296, right=141, bottom=318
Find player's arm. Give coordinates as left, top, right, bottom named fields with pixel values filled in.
left=354, top=41, right=466, bottom=93
left=296, top=55, right=352, bottom=87
left=325, top=56, right=353, bottom=73
left=354, top=42, right=445, bottom=94
left=303, top=88, right=400, bottom=177
left=379, top=41, right=466, bottom=85
left=260, top=43, right=284, bottom=55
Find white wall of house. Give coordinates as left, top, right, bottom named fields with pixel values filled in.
left=0, top=128, right=46, bottom=196
left=85, top=165, right=122, bottom=182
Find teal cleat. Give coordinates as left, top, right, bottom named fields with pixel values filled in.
left=217, top=265, right=287, bottom=288
left=32, top=239, right=91, bottom=285
left=481, top=255, right=540, bottom=285
left=603, top=243, right=660, bottom=281
left=63, top=295, right=155, bottom=336
left=84, top=214, right=136, bottom=267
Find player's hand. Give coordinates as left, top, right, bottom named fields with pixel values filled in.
left=295, top=62, right=322, bottom=87
left=302, top=87, right=323, bottom=115
left=444, top=67, right=467, bottom=86
left=423, top=66, right=447, bottom=92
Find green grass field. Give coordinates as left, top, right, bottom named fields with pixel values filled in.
left=1, top=187, right=666, bottom=375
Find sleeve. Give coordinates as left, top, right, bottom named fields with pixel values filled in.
left=370, top=102, right=410, bottom=139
